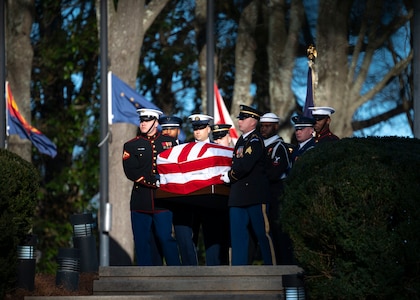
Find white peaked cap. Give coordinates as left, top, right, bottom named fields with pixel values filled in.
left=188, top=114, right=214, bottom=122
left=260, top=113, right=281, bottom=123
left=137, top=108, right=163, bottom=119
left=308, top=106, right=335, bottom=116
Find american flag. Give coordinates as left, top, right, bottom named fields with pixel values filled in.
left=157, top=142, right=233, bottom=194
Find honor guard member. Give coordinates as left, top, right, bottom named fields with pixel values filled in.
left=149, top=116, right=183, bottom=265
left=159, top=115, right=183, bottom=144
left=159, top=115, right=198, bottom=265
left=188, top=113, right=230, bottom=265
left=259, top=112, right=295, bottom=264
left=211, top=124, right=233, bottom=147
left=221, top=105, right=275, bottom=265
left=188, top=114, right=213, bottom=142
left=123, top=108, right=181, bottom=266
left=291, top=114, right=316, bottom=162
left=308, top=106, right=340, bottom=143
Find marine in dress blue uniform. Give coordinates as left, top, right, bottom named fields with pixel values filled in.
left=123, top=108, right=180, bottom=266
left=308, top=106, right=340, bottom=143
left=221, top=105, right=275, bottom=265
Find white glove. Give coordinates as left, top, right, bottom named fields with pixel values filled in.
left=220, top=171, right=230, bottom=184
left=155, top=180, right=160, bottom=188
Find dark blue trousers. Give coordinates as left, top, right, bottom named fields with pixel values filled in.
left=173, top=206, right=198, bottom=265
left=131, top=210, right=180, bottom=266
left=229, top=204, right=274, bottom=265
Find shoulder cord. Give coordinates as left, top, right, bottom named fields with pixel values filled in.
left=271, top=139, right=292, bottom=177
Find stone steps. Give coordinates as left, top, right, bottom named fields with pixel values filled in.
left=26, top=265, right=303, bottom=300
left=94, top=265, right=302, bottom=298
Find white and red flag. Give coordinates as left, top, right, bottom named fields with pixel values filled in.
left=213, top=83, right=239, bottom=145
left=157, top=142, right=233, bottom=194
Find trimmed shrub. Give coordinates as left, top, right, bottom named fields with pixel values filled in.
left=282, top=137, right=420, bottom=299
left=0, top=149, right=39, bottom=297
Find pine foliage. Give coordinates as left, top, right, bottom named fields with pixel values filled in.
left=282, top=137, right=420, bottom=299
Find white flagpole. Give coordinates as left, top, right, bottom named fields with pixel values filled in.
left=107, top=71, right=112, bottom=125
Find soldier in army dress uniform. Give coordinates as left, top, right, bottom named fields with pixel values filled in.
left=221, top=105, right=275, bottom=265
left=123, top=108, right=180, bottom=266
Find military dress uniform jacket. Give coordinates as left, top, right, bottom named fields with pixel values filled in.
left=264, top=135, right=292, bottom=183
left=291, top=137, right=316, bottom=162
left=227, top=129, right=270, bottom=207
left=123, top=133, right=176, bottom=213
left=315, top=128, right=339, bottom=143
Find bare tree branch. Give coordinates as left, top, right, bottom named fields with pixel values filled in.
left=144, top=0, right=172, bottom=32
left=347, top=6, right=368, bottom=86
left=351, top=49, right=413, bottom=112
left=350, top=0, right=384, bottom=98
left=352, top=102, right=413, bottom=131
left=350, top=1, right=412, bottom=100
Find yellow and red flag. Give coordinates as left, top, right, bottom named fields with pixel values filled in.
left=6, top=82, right=57, bottom=157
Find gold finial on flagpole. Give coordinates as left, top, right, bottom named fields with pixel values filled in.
left=307, top=44, right=317, bottom=61
left=307, top=44, right=318, bottom=98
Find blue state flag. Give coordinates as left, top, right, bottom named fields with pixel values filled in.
left=6, top=82, right=57, bottom=158
left=303, top=66, right=315, bottom=118
left=109, top=72, right=160, bottom=125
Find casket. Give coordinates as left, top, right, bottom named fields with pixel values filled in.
left=157, top=141, right=233, bottom=194
left=155, top=184, right=230, bottom=209
left=155, top=142, right=233, bottom=208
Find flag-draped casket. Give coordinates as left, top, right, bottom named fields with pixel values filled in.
left=157, top=142, right=233, bottom=195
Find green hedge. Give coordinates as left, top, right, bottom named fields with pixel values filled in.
left=0, top=149, right=39, bottom=296
left=282, top=137, right=420, bottom=299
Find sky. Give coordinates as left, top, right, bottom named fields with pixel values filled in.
left=66, top=0, right=414, bottom=139
left=293, top=0, right=414, bottom=138
left=292, top=56, right=414, bottom=138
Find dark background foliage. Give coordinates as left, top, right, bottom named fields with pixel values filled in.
left=31, top=0, right=100, bottom=273
left=0, top=149, right=40, bottom=298
left=282, top=137, right=420, bottom=299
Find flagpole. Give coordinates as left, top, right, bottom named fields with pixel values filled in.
left=414, top=1, right=420, bottom=138
left=99, top=0, right=110, bottom=266
left=206, top=0, right=214, bottom=117
left=0, top=0, right=6, bottom=148
left=303, top=45, right=317, bottom=117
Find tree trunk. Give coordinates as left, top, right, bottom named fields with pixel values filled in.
left=315, top=0, right=354, bottom=138
left=231, top=0, right=259, bottom=124
left=99, top=0, right=170, bottom=265
left=5, top=0, right=34, bottom=162
left=265, top=0, right=304, bottom=142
